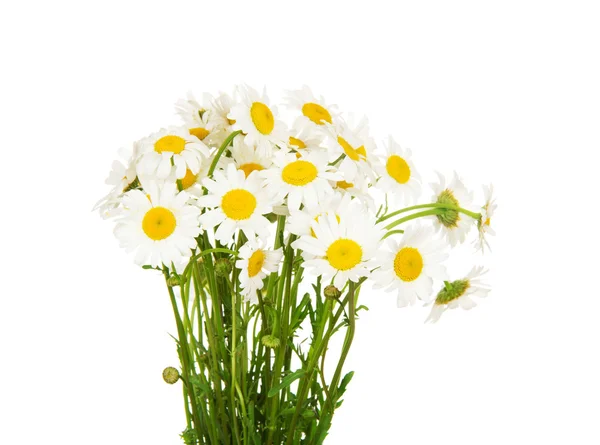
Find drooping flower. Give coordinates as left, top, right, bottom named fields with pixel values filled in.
left=430, top=172, right=474, bottom=247
left=475, top=184, right=497, bottom=253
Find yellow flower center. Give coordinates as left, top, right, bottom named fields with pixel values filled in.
left=393, top=247, right=423, bottom=282
left=189, top=127, right=210, bottom=140
left=337, top=136, right=366, bottom=161
left=326, top=239, right=363, bottom=271
left=336, top=180, right=354, bottom=190
left=484, top=217, right=491, bottom=226
left=311, top=214, right=340, bottom=237
left=386, top=155, right=411, bottom=184
left=154, top=135, right=186, bottom=154
left=281, top=160, right=318, bottom=186
left=250, top=102, right=275, bottom=135
left=221, top=189, right=257, bottom=220
left=289, top=136, right=307, bottom=149
left=142, top=207, right=177, bottom=241
left=247, top=249, right=265, bottom=277
left=239, top=162, right=264, bottom=178
left=180, top=169, right=198, bottom=189
left=302, top=103, right=332, bottom=125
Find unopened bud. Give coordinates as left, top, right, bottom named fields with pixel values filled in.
left=162, top=366, right=180, bottom=384
left=167, top=275, right=186, bottom=287
left=262, top=335, right=280, bottom=349
left=214, top=258, right=232, bottom=277
left=324, top=285, right=341, bottom=299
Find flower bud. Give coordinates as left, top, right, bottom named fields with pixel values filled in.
left=261, top=334, right=280, bottom=349
left=162, top=366, right=180, bottom=384
left=324, top=285, right=341, bottom=299
left=167, top=275, right=185, bottom=287
left=435, top=189, right=460, bottom=228
left=435, top=280, right=470, bottom=305
left=214, top=258, right=232, bottom=277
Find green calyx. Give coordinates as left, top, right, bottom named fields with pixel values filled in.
left=214, top=258, right=232, bottom=277
left=163, top=366, right=180, bottom=384
left=435, top=189, right=461, bottom=228
left=435, top=279, right=470, bottom=305
left=261, top=335, right=281, bottom=349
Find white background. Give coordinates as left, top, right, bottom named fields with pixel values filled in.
left=1, top=1, right=599, bottom=444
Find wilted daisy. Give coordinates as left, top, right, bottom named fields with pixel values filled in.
left=198, top=164, right=273, bottom=245
left=292, top=212, right=384, bottom=289
left=285, top=85, right=339, bottom=131
left=228, top=85, right=288, bottom=157
left=426, top=266, right=490, bottom=323
left=175, top=92, right=226, bottom=147
left=328, top=116, right=379, bottom=183
left=230, top=137, right=272, bottom=178
left=372, top=225, right=448, bottom=307
left=430, top=172, right=475, bottom=247
left=113, top=182, right=201, bottom=268
left=475, top=184, right=497, bottom=253
left=288, top=124, right=325, bottom=157
left=261, top=150, right=342, bottom=211
left=235, top=237, right=283, bottom=301
left=376, top=136, right=421, bottom=205
left=137, top=126, right=210, bottom=179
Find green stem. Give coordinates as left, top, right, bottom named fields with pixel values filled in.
left=384, top=209, right=445, bottom=230
left=208, top=130, right=242, bottom=178
left=378, top=202, right=481, bottom=223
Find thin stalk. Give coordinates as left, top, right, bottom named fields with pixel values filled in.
left=378, top=202, right=481, bottom=223
left=384, top=209, right=445, bottom=230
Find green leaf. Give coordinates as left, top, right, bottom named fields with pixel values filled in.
left=268, top=369, right=306, bottom=397
left=337, top=371, right=355, bottom=399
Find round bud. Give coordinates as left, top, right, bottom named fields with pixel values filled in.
left=215, top=258, right=232, bottom=277
left=324, top=285, right=341, bottom=299
left=162, top=366, right=180, bottom=384
left=167, top=275, right=185, bottom=287
left=261, top=335, right=281, bottom=349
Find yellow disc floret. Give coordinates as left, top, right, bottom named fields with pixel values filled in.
left=180, top=169, right=198, bottom=190
left=289, top=136, right=307, bottom=149
left=393, top=247, right=423, bottom=282
left=247, top=250, right=266, bottom=277
left=281, top=160, right=318, bottom=186
left=386, top=155, right=411, bottom=184
left=189, top=127, right=210, bottom=140
left=142, top=207, right=177, bottom=241
left=337, top=136, right=366, bottom=161
left=239, top=163, right=264, bottom=178
left=154, top=135, right=186, bottom=154
left=221, top=189, right=257, bottom=220
left=326, top=239, right=363, bottom=271
left=250, top=102, right=275, bottom=135
left=302, top=103, right=332, bottom=125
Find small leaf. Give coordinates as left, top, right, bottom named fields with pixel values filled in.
left=268, top=369, right=306, bottom=397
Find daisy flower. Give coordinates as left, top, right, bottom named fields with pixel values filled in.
left=228, top=85, right=288, bottom=157
left=230, top=137, right=272, bottom=178
left=211, top=90, right=237, bottom=132
left=137, top=126, right=210, bottom=180
left=430, top=172, right=474, bottom=247
left=327, top=116, right=379, bottom=183
left=288, top=123, right=326, bottom=157
left=332, top=173, right=376, bottom=212
left=284, top=85, right=340, bottom=131
left=371, top=225, right=448, bottom=308
left=292, top=212, right=384, bottom=289
left=287, top=192, right=356, bottom=238
left=235, top=237, right=283, bottom=301
left=376, top=136, right=422, bottom=205
left=475, top=184, right=497, bottom=253
left=425, top=266, right=490, bottom=323
left=261, top=150, right=342, bottom=211
left=197, top=164, right=273, bottom=245
left=113, top=182, right=201, bottom=268
left=175, top=92, right=226, bottom=147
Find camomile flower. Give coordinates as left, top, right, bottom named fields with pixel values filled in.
left=371, top=225, right=448, bottom=308
left=93, top=145, right=139, bottom=219
left=211, top=90, right=237, bottom=132
left=376, top=136, right=421, bottom=205
left=292, top=212, right=384, bottom=289
left=228, top=85, right=288, bottom=157
left=175, top=92, right=226, bottom=147
left=230, top=137, right=273, bottom=178
left=332, top=173, right=376, bottom=212
left=137, top=126, right=210, bottom=180
left=235, top=237, right=283, bottom=302
left=475, top=184, right=497, bottom=253
left=425, top=266, right=490, bottom=323
left=327, top=116, right=380, bottom=183
left=284, top=85, right=340, bottom=131
left=287, top=192, right=356, bottom=238
left=288, top=124, right=326, bottom=157
left=261, top=150, right=342, bottom=211
left=113, top=182, right=201, bottom=268
left=430, top=172, right=474, bottom=247
left=197, top=163, right=273, bottom=245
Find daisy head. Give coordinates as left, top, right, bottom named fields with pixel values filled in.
left=197, top=164, right=273, bottom=245
left=136, top=126, right=210, bottom=180
left=235, top=237, right=283, bottom=302
left=287, top=192, right=356, bottom=238
left=376, top=136, right=422, bottom=205
left=426, top=266, right=490, bottom=323
left=288, top=123, right=326, bottom=157
left=228, top=85, right=288, bottom=157
left=332, top=173, right=376, bottom=212
left=292, top=212, right=384, bottom=289
left=230, top=137, right=272, bottom=178
left=371, top=225, right=448, bottom=308
left=475, top=184, right=497, bottom=253
left=113, top=182, right=201, bottom=268
left=261, top=150, right=342, bottom=211
left=328, top=115, right=379, bottom=184
left=175, top=92, right=226, bottom=148
left=284, top=85, right=340, bottom=131
left=430, top=172, right=474, bottom=247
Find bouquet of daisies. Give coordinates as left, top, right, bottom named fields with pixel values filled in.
left=95, top=85, right=496, bottom=444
